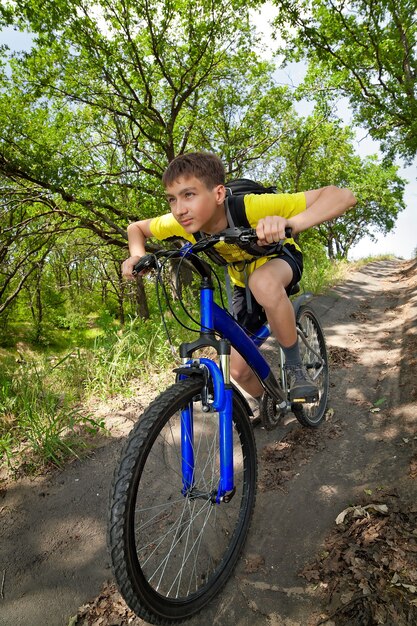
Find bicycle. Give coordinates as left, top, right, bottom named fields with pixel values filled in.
left=108, top=227, right=329, bottom=625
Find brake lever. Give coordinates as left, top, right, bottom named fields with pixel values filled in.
left=238, top=229, right=258, bottom=243
left=215, top=227, right=257, bottom=244
left=132, top=254, right=158, bottom=276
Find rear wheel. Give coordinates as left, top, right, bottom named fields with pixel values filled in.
left=292, top=305, right=329, bottom=427
left=108, top=378, right=257, bottom=625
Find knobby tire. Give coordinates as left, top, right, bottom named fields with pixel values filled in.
left=108, top=378, right=257, bottom=625
left=293, top=304, right=329, bottom=427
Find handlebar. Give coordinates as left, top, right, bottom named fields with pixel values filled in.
left=191, top=226, right=292, bottom=252
left=132, top=226, right=293, bottom=277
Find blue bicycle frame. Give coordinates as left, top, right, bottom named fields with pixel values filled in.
left=179, top=278, right=289, bottom=504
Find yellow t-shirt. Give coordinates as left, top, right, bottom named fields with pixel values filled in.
left=149, top=192, right=306, bottom=287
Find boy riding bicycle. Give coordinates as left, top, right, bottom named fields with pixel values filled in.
left=122, top=152, right=356, bottom=404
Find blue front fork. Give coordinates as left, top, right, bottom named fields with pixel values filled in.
left=180, top=286, right=234, bottom=503
left=180, top=284, right=273, bottom=503
left=180, top=359, right=234, bottom=502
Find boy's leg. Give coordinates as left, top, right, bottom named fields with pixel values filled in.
left=230, top=347, right=264, bottom=398
left=248, top=258, right=296, bottom=348
left=248, top=258, right=318, bottom=401
left=230, top=260, right=297, bottom=397
left=230, top=284, right=265, bottom=398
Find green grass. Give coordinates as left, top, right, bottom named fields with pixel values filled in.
left=0, top=350, right=106, bottom=475
left=301, top=256, right=349, bottom=294
left=350, top=253, right=398, bottom=269
left=0, top=314, right=187, bottom=476
left=83, top=317, right=179, bottom=398
left=0, top=254, right=391, bottom=478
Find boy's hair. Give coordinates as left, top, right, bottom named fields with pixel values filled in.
left=162, top=152, right=225, bottom=189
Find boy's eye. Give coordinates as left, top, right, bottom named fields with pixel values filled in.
left=167, top=197, right=175, bottom=204
left=185, top=192, right=194, bottom=198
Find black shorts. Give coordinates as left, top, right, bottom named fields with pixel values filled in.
left=232, top=246, right=303, bottom=333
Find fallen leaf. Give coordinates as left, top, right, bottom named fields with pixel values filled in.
left=335, top=503, right=388, bottom=524
left=394, top=582, right=417, bottom=594
left=374, top=398, right=386, bottom=407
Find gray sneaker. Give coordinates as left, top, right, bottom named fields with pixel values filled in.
left=285, top=364, right=319, bottom=403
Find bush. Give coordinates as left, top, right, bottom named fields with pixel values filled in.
left=84, top=317, right=175, bottom=397
left=300, top=238, right=348, bottom=294
left=0, top=351, right=105, bottom=474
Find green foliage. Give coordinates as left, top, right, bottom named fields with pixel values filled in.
left=0, top=0, right=278, bottom=240
left=0, top=312, right=185, bottom=474
left=264, top=111, right=405, bottom=259
left=83, top=317, right=175, bottom=397
left=298, top=231, right=347, bottom=293
left=274, top=0, right=417, bottom=161
left=0, top=352, right=105, bottom=473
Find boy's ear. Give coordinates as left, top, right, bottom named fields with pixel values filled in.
left=214, top=184, right=226, bottom=204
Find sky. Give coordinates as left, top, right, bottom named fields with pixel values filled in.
left=1, top=21, right=416, bottom=261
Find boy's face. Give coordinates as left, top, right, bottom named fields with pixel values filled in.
left=165, top=175, right=227, bottom=234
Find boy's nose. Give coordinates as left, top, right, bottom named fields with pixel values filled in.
left=175, top=201, right=187, bottom=216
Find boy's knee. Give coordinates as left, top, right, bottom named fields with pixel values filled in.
left=249, top=273, right=287, bottom=307
left=249, top=262, right=292, bottom=308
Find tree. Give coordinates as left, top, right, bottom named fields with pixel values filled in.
left=0, top=177, right=69, bottom=315
left=273, top=0, right=417, bottom=161
left=0, top=0, right=295, bottom=318
left=263, top=111, right=405, bottom=258
left=0, top=0, right=287, bottom=232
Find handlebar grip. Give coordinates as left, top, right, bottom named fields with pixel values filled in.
left=132, top=254, right=156, bottom=275
left=244, top=226, right=292, bottom=240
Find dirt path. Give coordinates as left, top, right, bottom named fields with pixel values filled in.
left=1, top=259, right=416, bottom=626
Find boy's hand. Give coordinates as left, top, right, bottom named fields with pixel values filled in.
left=122, top=255, right=141, bottom=280
left=256, top=216, right=291, bottom=246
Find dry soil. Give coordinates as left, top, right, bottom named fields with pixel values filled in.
left=1, top=259, right=416, bottom=626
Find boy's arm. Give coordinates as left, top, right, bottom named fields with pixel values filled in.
left=122, top=219, right=153, bottom=279
left=289, top=186, right=356, bottom=235
left=256, top=186, right=356, bottom=244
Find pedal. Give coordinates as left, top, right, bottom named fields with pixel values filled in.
left=291, top=393, right=319, bottom=404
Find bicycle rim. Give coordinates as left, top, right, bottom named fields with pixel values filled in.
left=109, top=378, right=257, bottom=624
left=293, top=305, right=329, bottom=427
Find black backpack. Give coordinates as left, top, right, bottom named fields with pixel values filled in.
left=194, top=178, right=279, bottom=266
left=225, top=178, right=277, bottom=225
left=194, top=178, right=301, bottom=314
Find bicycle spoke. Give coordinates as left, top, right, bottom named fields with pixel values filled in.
left=109, top=378, right=257, bottom=622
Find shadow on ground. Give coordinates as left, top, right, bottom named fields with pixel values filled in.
left=1, top=260, right=416, bottom=626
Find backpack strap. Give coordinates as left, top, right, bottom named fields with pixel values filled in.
left=225, top=194, right=250, bottom=228
left=225, top=194, right=257, bottom=313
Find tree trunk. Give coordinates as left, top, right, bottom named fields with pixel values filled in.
left=327, top=238, right=335, bottom=260
left=118, top=276, right=125, bottom=325
left=35, top=276, right=43, bottom=342
left=118, top=295, right=125, bottom=325
left=135, top=276, right=149, bottom=319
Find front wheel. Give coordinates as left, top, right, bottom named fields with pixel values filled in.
left=108, top=378, right=257, bottom=625
left=292, top=304, right=329, bottom=427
